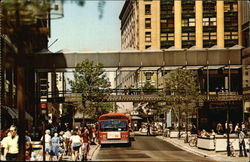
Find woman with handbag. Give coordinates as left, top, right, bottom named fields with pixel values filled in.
left=70, top=130, right=82, bottom=161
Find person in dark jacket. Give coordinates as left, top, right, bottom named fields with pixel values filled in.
left=238, top=128, right=247, bottom=157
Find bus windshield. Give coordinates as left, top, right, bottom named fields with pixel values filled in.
left=100, top=120, right=127, bottom=131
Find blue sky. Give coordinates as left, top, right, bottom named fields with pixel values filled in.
left=48, top=0, right=124, bottom=52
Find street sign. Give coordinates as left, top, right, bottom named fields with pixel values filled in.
left=40, top=98, right=47, bottom=102
left=40, top=103, right=47, bottom=109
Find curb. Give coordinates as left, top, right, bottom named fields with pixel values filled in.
left=90, top=144, right=100, bottom=160
left=156, top=136, right=210, bottom=158
left=156, top=136, right=249, bottom=162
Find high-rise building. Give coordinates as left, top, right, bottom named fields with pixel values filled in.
left=120, top=0, right=241, bottom=50
left=118, top=0, right=245, bottom=129
left=241, top=0, right=250, bottom=118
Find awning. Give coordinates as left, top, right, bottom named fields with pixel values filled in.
left=1, top=106, right=33, bottom=121
left=2, top=106, right=18, bottom=119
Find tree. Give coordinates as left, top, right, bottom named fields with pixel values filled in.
left=68, top=59, right=112, bottom=120
left=164, top=68, right=200, bottom=140
left=142, top=81, right=156, bottom=95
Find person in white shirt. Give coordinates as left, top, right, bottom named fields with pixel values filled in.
left=1, top=130, right=11, bottom=160
left=5, top=125, right=19, bottom=161
left=40, top=129, right=52, bottom=161
left=69, top=130, right=81, bottom=161
left=234, top=123, right=239, bottom=134
left=63, top=129, right=72, bottom=156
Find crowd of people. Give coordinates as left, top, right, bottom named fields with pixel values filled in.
left=198, top=121, right=249, bottom=157
left=0, top=124, right=97, bottom=161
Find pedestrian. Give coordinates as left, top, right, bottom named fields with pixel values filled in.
left=216, top=123, right=223, bottom=135
left=210, top=129, right=216, bottom=138
left=0, top=129, right=11, bottom=160
left=147, top=123, right=151, bottom=136
left=241, top=122, right=246, bottom=131
left=91, top=125, right=96, bottom=144
left=25, top=131, right=33, bottom=161
left=238, top=128, right=247, bottom=157
left=81, top=127, right=90, bottom=161
left=229, top=122, right=233, bottom=134
left=70, top=129, right=81, bottom=161
left=51, top=133, right=60, bottom=161
left=234, top=123, right=239, bottom=134
left=5, top=125, right=19, bottom=161
left=58, top=131, right=65, bottom=161
left=40, top=129, right=52, bottom=161
left=63, top=129, right=71, bottom=156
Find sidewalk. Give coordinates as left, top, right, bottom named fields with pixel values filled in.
left=156, top=135, right=249, bottom=162
left=29, top=143, right=100, bottom=161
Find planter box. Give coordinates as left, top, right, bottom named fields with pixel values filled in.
left=197, top=137, right=215, bottom=151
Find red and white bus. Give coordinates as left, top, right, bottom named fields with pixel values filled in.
left=98, top=113, right=131, bottom=145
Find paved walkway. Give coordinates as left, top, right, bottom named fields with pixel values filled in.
left=28, top=143, right=100, bottom=161
left=155, top=135, right=249, bottom=162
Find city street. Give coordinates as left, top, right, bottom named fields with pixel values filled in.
left=1, top=1, right=250, bottom=161
left=93, top=135, right=215, bottom=161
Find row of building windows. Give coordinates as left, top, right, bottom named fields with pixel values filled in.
left=159, top=2, right=238, bottom=13
left=160, top=31, right=238, bottom=42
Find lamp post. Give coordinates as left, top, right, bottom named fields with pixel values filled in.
left=226, top=100, right=231, bottom=156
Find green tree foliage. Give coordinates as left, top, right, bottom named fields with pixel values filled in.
left=142, top=81, right=156, bottom=95
left=68, top=59, right=112, bottom=119
left=164, top=68, right=200, bottom=128
left=165, top=68, right=200, bottom=103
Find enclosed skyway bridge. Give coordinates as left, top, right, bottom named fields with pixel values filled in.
left=63, top=92, right=250, bottom=103
left=33, top=46, right=249, bottom=104
left=33, top=46, right=242, bottom=71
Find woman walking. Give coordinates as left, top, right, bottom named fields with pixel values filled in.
left=70, top=129, right=82, bottom=161
left=41, top=129, right=52, bottom=161
left=51, top=133, right=60, bottom=161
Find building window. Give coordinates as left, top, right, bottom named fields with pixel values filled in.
left=145, top=45, right=151, bottom=49
left=203, top=17, right=216, bottom=26
left=182, top=32, right=195, bottom=41
left=203, top=4, right=215, bottom=13
left=145, top=32, right=151, bottom=42
left=225, top=32, right=238, bottom=40
left=203, top=32, right=216, bottom=40
left=167, top=33, right=174, bottom=41
left=145, top=4, right=151, bottom=15
left=224, top=3, right=238, bottom=12
left=145, top=18, right=151, bottom=29
left=182, top=18, right=195, bottom=27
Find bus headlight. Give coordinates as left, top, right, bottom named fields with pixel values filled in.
left=102, top=135, right=107, bottom=139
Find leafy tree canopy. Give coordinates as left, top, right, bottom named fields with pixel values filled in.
left=143, top=81, right=156, bottom=95
left=164, top=68, right=200, bottom=103
left=68, top=59, right=112, bottom=119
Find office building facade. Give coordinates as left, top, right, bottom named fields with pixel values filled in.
left=119, top=0, right=246, bottom=129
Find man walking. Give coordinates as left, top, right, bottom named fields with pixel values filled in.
left=5, top=125, right=19, bottom=161
left=238, top=128, right=247, bottom=157
left=147, top=123, right=151, bottom=136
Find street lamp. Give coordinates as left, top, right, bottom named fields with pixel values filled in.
left=218, top=91, right=231, bottom=156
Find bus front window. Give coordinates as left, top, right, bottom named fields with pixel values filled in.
left=100, top=120, right=127, bottom=131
